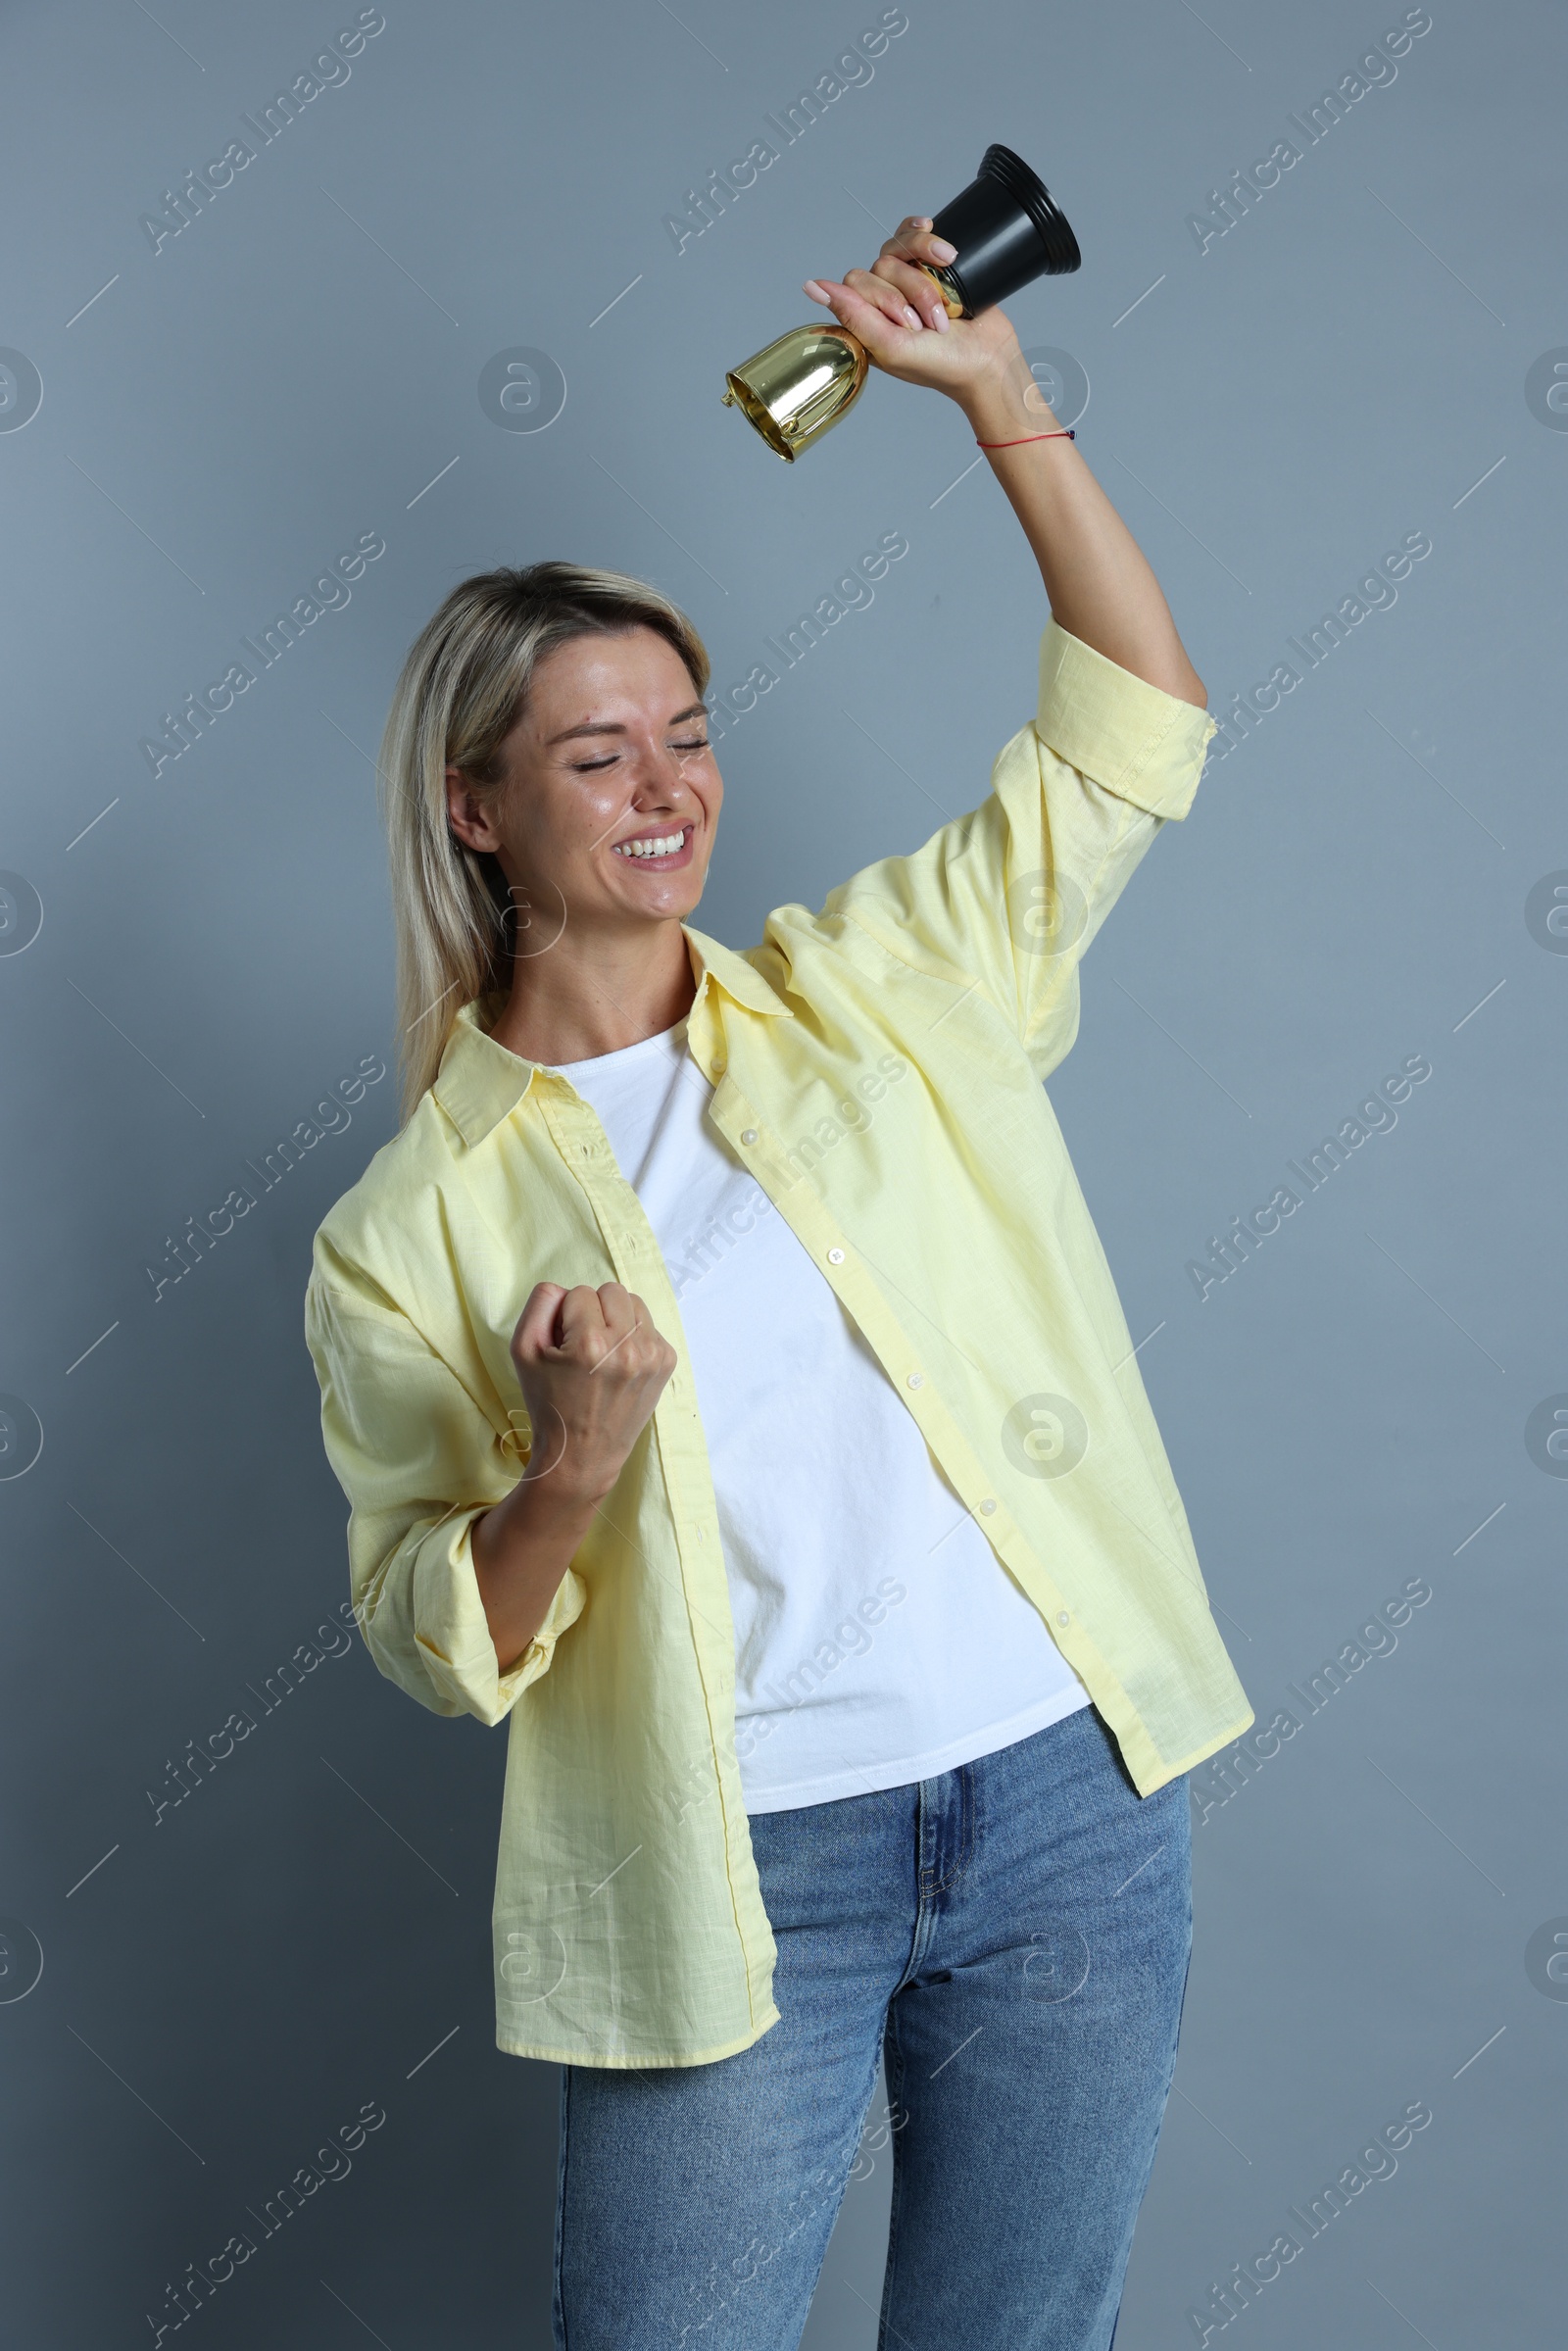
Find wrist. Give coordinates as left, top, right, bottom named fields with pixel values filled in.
left=525, top=1463, right=612, bottom=1513
left=959, top=360, right=1055, bottom=446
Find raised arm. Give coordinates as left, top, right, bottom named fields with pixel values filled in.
left=804, top=216, right=1206, bottom=708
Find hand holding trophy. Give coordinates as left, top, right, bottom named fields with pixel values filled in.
left=721, top=145, right=1080, bottom=460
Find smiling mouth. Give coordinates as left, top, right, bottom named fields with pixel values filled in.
left=612, top=823, right=693, bottom=865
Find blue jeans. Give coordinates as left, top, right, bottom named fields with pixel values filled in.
left=553, top=1703, right=1192, bottom=2350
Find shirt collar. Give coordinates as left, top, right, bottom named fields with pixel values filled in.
left=430, top=924, right=791, bottom=1148
left=684, top=924, right=792, bottom=1022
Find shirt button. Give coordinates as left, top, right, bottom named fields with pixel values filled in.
left=827, top=1248, right=844, bottom=1265
left=740, top=1127, right=758, bottom=1145
left=1056, top=1611, right=1070, bottom=1627
left=712, top=1058, right=726, bottom=1074
left=979, top=1497, right=996, bottom=1516
left=906, top=1373, right=923, bottom=1390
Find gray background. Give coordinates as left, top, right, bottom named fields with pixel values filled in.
left=2, top=0, right=1563, bottom=2343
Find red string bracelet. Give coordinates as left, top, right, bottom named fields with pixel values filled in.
left=975, top=429, right=1076, bottom=448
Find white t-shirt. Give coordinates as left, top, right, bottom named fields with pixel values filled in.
left=553, top=1017, right=1089, bottom=1811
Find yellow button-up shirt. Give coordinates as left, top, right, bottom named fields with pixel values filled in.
left=304, top=617, right=1253, bottom=2069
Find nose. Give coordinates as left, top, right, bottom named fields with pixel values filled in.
left=636, top=735, right=703, bottom=801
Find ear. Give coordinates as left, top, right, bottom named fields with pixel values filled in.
left=445, top=763, right=504, bottom=855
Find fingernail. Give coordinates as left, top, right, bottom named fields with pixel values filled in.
left=903, top=305, right=923, bottom=330
left=932, top=306, right=950, bottom=332
left=931, top=237, right=956, bottom=262
left=803, top=279, right=827, bottom=302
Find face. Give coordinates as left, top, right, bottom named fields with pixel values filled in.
left=444, top=626, right=721, bottom=945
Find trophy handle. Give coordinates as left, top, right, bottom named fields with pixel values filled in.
left=915, top=264, right=966, bottom=318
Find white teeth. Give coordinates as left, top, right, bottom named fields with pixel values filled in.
left=614, top=827, right=687, bottom=859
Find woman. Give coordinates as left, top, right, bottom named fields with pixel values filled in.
left=305, top=215, right=1252, bottom=2350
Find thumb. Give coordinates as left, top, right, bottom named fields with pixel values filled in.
left=514, top=1281, right=568, bottom=1360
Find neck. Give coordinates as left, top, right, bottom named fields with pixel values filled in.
left=484, top=915, right=699, bottom=1065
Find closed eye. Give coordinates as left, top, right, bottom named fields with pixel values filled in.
left=572, top=736, right=710, bottom=772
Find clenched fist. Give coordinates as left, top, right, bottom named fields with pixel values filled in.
left=511, top=1280, right=679, bottom=1504
left=473, top=1280, right=680, bottom=1670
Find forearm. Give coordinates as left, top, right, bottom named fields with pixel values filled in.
left=958, top=377, right=1207, bottom=708
left=802, top=216, right=1207, bottom=708
left=471, top=1468, right=602, bottom=1673
left=473, top=1282, right=678, bottom=1676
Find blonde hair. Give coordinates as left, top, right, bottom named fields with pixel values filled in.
left=376, top=561, right=711, bottom=1124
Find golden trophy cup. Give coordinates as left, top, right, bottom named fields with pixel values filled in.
left=721, top=143, right=1081, bottom=461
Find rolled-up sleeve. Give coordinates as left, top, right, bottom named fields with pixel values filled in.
left=304, top=1263, right=586, bottom=1727
left=819, top=617, right=1218, bottom=1081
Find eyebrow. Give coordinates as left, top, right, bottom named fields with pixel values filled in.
left=547, top=701, right=710, bottom=746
